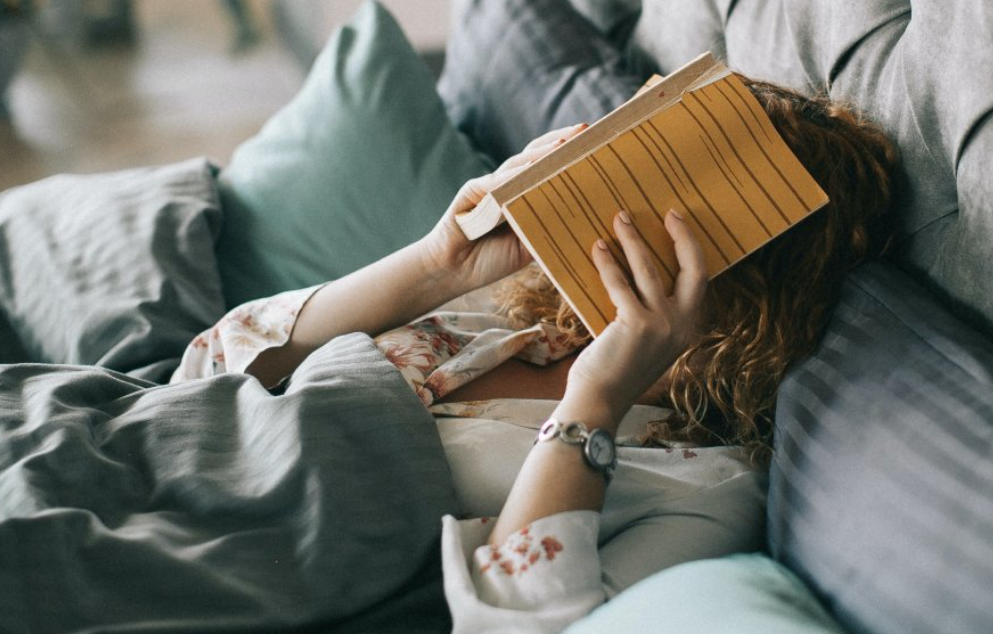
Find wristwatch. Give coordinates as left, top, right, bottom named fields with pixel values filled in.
left=536, top=418, right=617, bottom=484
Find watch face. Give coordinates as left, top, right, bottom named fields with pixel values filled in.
left=586, top=429, right=616, bottom=468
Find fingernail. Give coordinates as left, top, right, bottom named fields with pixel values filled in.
left=668, top=208, right=684, bottom=221
left=618, top=210, right=633, bottom=225
left=556, top=138, right=566, bottom=145
left=576, top=123, right=589, bottom=129
left=596, top=239, right=609, bottom=251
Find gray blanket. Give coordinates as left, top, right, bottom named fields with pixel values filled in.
left=0, top=334, right=459, bottom=634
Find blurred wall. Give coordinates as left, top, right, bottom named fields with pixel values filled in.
left=274, top=0, right=451, bottom=68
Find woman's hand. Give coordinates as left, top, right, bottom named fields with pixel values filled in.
left=419, top=124, right=588, bottom=292
left=487, top=210, right=706, bottom=546
left=555, top=210, right=708, bottom=430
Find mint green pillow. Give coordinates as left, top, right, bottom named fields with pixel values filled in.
left=216, top=1, right=492, bottom=307
left=565, top=554, right=846, bottom=634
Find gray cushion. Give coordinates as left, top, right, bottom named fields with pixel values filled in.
left=0, top=158, right=226, bottom=382
left=632, top=0, right=993, bottom=335
left=769, top=261, right=993, bottom=634
left=438, top=0, right=644, bottom=162
left=567, top=0, right=643, bottom=44
left=0, top=310, right=28, bottom=364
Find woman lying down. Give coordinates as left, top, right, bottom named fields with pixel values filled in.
left=172, top=77, right=897, bottom=633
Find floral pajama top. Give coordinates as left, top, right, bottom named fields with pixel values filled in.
left=172, top=281, right=767, bottom=634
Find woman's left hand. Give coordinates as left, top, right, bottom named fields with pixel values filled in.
left=419, top=124, right=588, bottom=292
left=487, top=210, right=707, bottom=547
left=556, top=209, right=708, bottom=430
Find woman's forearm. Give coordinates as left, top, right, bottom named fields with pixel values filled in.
left=243, top=128, right=589, bottom=389
left=487, top=390, right=621, bottom=546
left=486, top=211, right=707, bottom=547
left=248, top=239, right=471, bottom=387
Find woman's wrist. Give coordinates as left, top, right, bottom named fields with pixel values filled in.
left=552, top=386, right=627, bottom=436
left=414, top=235, right=478, bottom=298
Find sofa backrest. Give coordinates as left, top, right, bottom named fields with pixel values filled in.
left=632, top=0, right=993, bottom=337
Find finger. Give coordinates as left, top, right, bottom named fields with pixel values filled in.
left=591, top=239, right=641, bottom=312
left=521, top=123, right=588, bottom=152
left=498, top=137, right=566, bottom=172
left=613, top=211, right=669, bottom=309
left=499, top=123, right=589, bottom=171
left=451, top=164, right=529, bottom=214
left=666, top=209, right=708, bottom=311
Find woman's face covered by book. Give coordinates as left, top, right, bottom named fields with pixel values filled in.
left=497, top=78, right=898, bottom=452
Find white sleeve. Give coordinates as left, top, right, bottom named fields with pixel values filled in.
left=169, top=284, right=325, bottom=386
left=442, top=511, right=607, bottom=634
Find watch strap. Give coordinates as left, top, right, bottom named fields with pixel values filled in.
left=536, top=418, right=616, bottom=484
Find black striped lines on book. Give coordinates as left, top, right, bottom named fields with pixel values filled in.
left=457, top=53, right=828, bottom=336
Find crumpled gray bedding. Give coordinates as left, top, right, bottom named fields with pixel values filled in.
left=0, top=333, right=458, bottom=634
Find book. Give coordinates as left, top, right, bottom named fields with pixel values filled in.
left=456, top=52, right=829, bottom=336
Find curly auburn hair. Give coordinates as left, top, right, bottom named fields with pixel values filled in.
left=493, top=75, right=900, bottom=460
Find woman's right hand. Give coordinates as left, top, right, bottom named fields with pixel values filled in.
left=419, top=124, right=588, bottom=292
left=554, top=209, right=708, bottom=430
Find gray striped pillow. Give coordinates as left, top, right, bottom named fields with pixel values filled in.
left=0, top=158, right=226, bottom=382
left=769, top=261, right=993, bottom=634
left=438, top=0, right=644, bottom=162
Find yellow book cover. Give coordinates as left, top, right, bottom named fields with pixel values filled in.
left=456, top=53, right=829, bottom=336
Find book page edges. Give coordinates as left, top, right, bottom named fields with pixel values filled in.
left=455, top=193, right=505, bottom=240
left=639, top=63, right=731, bottom=95
left=454, top=52, right=721, bottom=240
left=685, top=64, right=733, bottom=92
left=634, top=74, right=665, bottom=97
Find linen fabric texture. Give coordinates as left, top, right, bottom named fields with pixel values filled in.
left=770, top=261, right=993, bottom=634
left=438, top=0, right=644, bottom=163
left=0, top=157, right=226, bottom=382
left=215, top=1, right=492, bottom=308
left=0, top=334, right=458, bottom=634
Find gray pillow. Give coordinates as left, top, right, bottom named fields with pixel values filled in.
left=567, top=0, right=643, bottom=44
left=0, top=158, right=226, bottom=382
left=438, top=0, right=644, bottom=162
left=769, top=261, right=993, bottom=634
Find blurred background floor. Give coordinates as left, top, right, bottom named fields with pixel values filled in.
left=0, top=0, right=452, bottom=194
left=0, top=0, right=304, bottom=192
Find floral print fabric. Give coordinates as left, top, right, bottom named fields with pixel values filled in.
left=172, top=284, right=767, bottom=634
left=171, top=282, right=582, bottom=402
left=443, top=511, right=606, bottom=631
left=375, top=312, right=579, bottom=406
left=171, top=285, right=324, bottom=385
